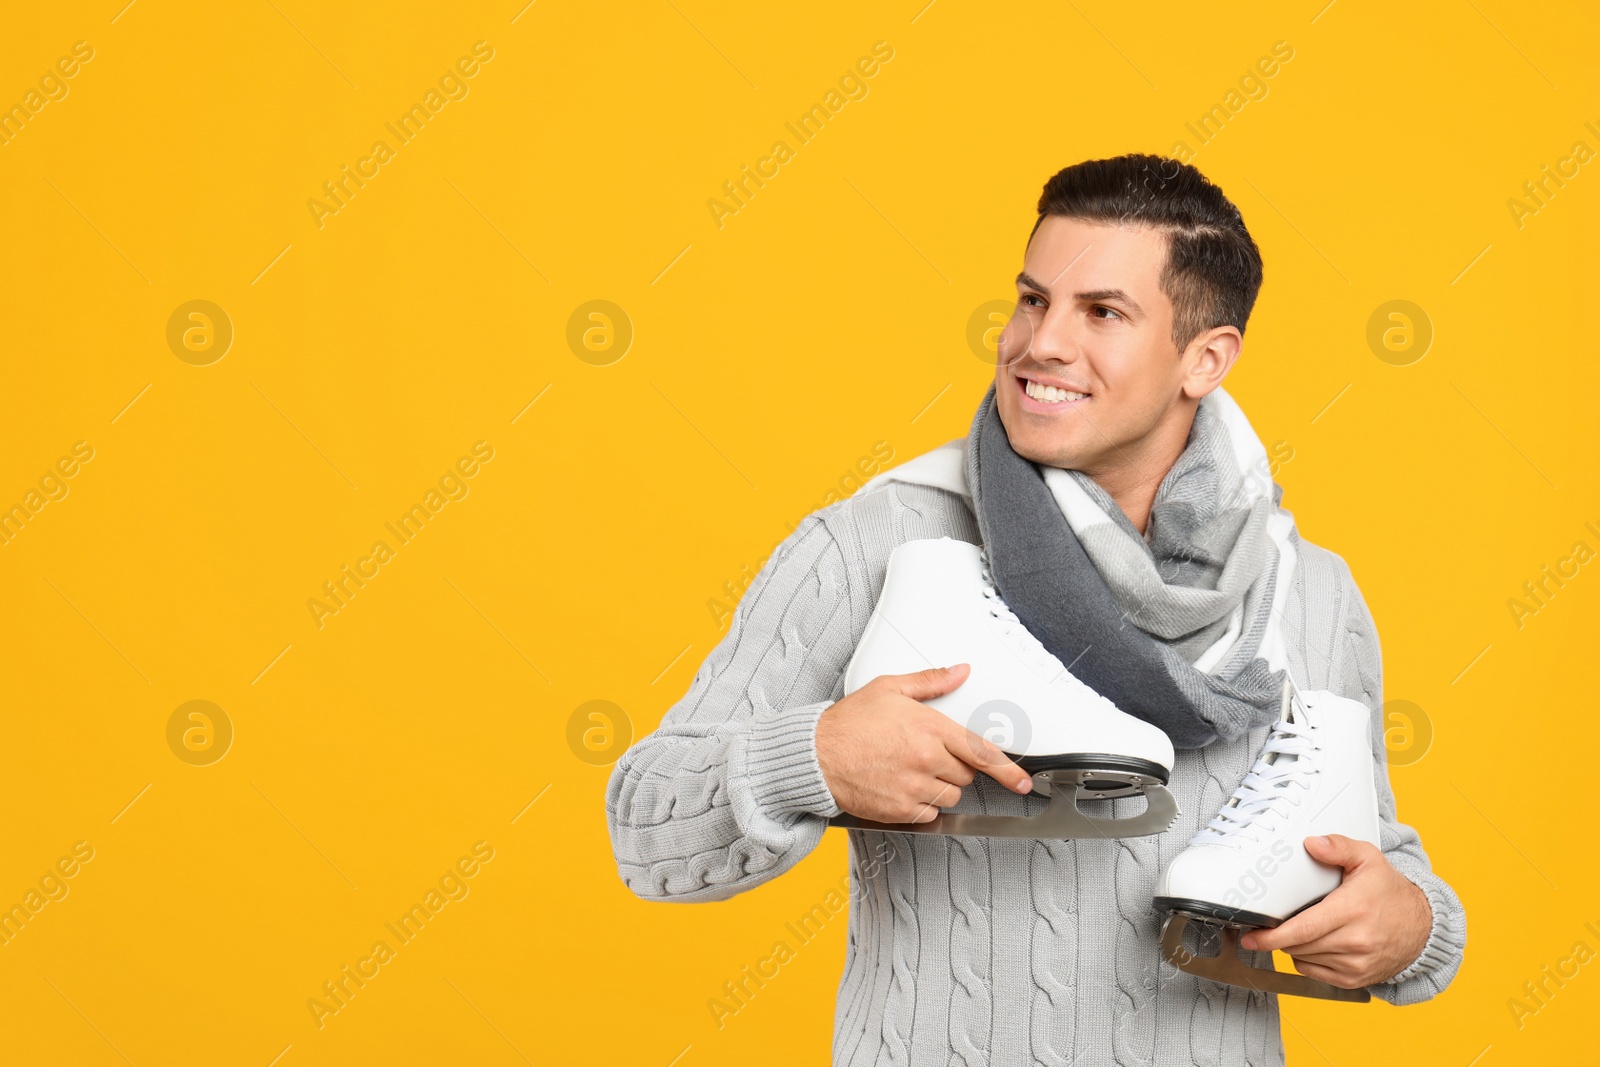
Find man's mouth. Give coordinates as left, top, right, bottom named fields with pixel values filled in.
left=1019, top=376, right=1090, bottom=406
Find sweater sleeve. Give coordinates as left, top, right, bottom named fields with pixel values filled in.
left=605, top=513, right=854, bottom=903
left=1335, top=572, right=1467, bottom=1004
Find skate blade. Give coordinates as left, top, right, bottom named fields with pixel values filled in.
left=1159, top=915, right=1371, bottom=1003
left=828, top=782, right=1178, bottom=840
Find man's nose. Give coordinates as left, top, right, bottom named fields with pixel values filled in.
left=1030, top=305, right=1082, bottom=364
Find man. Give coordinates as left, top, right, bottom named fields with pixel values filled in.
left=607, top=154, right=1464, bottom=1065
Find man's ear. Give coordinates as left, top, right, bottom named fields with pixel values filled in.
left=1179, top=325, right=1243, bottom=400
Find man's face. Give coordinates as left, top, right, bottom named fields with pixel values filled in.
left=993, top=215, right=1194, bottom=478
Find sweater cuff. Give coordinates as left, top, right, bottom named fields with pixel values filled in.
left=743, top=700, right=841, bottom=820
left=1379, top=872, right=1464, bottom=991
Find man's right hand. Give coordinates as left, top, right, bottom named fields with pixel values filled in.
left=815, top=664, right=1035, bottom=824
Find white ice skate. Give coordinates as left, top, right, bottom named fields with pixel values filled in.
left=1154, top=680, right=1381, bottom=1002
left=827, top=537, right=1178, bottom=840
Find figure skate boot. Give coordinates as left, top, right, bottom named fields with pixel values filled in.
left=827, top=536, right=1178, bottom=839
left=1154, top=680, right=1382, bottom=1002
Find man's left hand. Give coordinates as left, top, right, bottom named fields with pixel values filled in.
left=1239, top=834, right=1432, bottom=989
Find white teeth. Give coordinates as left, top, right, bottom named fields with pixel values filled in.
left=1025, top=381, right=1087, bottom=403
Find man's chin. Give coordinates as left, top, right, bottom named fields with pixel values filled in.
left=999, top=415, right=1086, bottom=471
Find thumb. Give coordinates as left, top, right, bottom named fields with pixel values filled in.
left=888, top=663, right=971, bottom=701
left=1302, top=833, right=1372, bottom=872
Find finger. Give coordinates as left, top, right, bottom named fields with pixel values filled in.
left=1286, top=957, right=1365, bottom=990
left=1283, top=949, right=1353, bottom=967
left=911, top=780, right=964, bottom=821
left=928, top=779, right=964, bottom=809
left=884, top=664, right=972, bottom=702
left=914, top=737, right=977, bottom=789
left=1302, top=833, right=1378, bottom=873
left=897, top=780, right=960, bottom=824
left=1264, top=928, right=1355, bottom=959
left=940, top=724, right=1032, bottom=793
left=1240, top=899, right=1353, bottom=952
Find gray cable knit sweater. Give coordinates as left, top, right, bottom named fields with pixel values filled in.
left=607, top=476, right=1465, bottom=1066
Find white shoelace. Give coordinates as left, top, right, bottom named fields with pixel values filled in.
left=1192, top=714, right=1319, bottom=847
left=977, top=553, right=1063, bottom=676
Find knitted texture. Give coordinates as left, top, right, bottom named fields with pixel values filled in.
left=606, top=480, right=1466, bottom=1066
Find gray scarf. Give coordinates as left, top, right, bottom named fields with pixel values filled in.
left=962, top=385, right=1299, bottom=747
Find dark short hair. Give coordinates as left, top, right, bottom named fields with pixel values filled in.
left=1031, top=154, right=1263, bottom=351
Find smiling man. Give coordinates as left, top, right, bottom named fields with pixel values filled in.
left=607, top=154, right=1464, bottom=1065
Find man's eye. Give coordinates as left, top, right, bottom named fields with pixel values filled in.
left=1091, top=305, right=1121, bottom=320
left=1020, top=293, right=1045, bottom=308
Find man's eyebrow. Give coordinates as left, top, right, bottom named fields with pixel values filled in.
left=1015, top=274, right=1144, bottom=317
left=1073, top=288, right=1143, bottom=315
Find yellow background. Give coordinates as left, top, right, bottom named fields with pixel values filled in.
left=1, top=0, right=1595, bottom=1063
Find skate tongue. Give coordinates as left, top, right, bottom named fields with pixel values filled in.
left=1194, top=716, right=1316, bottom=846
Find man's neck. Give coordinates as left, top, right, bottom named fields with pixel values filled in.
left=1084, top=405, right=1198, bottom=536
